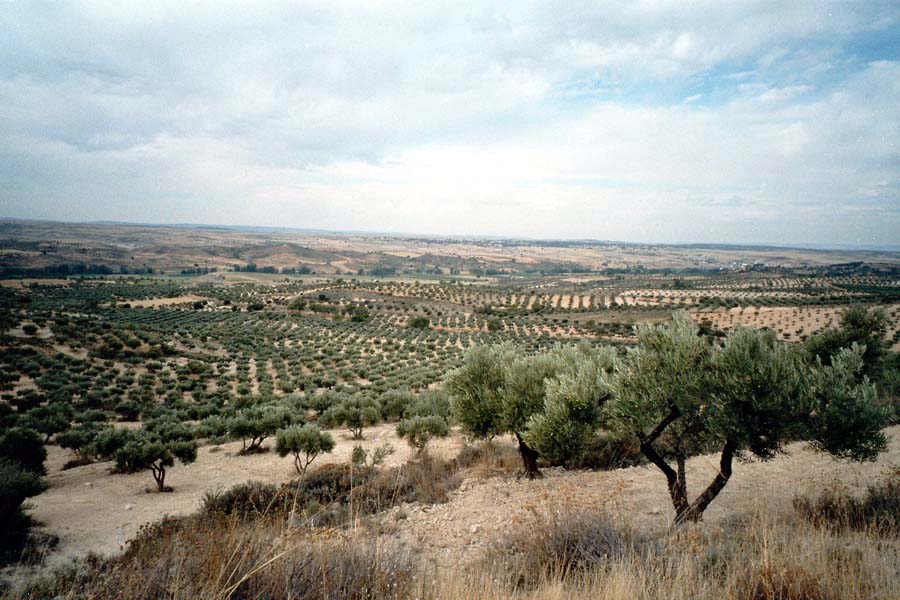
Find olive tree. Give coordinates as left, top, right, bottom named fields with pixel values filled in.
left=524, top=345, right=617, bottom=469
left=227, top=408, right=285, bottom=454
left=115, top=421, right=197, bottom=492
left=446, top=343, right=513, bottom=440
left=604, top=313, right=888, bottom=524
left=396, top=415, right=449, bottom=457
left=320, top=396, right=381, bottom=439
left=805, top=305, right=888, bottom=379
left=448, top=342, right=615, bottom=479
left=276, top=424, right=335, bottom=476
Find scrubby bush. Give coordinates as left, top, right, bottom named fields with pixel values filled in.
left=485, top=509, right=633, bottom=586
left=0, top=427, right=46, bottom=475
left=0, top=459, right=47, bottom=565
left=350, top=442, right=394, bottom=468
left=794, top=467, right=900, bottom=534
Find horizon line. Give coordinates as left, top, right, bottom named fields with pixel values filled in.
left=2, top=216, right=899, bottom=255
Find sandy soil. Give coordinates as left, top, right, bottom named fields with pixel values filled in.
left=27, top=425, right=900, bottom=574
left=378, top=427, right=900, bottom=568
left=28, top=423, right=465, bottom=568
left=120, top=295, right=206, bottom=308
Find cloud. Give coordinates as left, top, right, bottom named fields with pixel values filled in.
left=0, top=1, right=898, bottom=245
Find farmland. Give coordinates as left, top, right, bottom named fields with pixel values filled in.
left=2, top=221, right=900, bottom=597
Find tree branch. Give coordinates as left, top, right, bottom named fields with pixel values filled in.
left=639, top=404, right=681, bottom=445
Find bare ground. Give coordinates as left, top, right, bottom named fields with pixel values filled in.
left=22, top=426, right=900, bottom=575
left=27, top=423, right=464, bottom=569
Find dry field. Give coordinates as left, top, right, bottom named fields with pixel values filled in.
left=18, top=425, right=900, bottom=571
left=26, top=423, right=465, bottom=566
left=4, top=219, right=900, bottom=276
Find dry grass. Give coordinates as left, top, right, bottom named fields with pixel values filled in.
left=10, top=445, right=900, bottom=599
left=793, top=467, right=900, bottom=535
left=12, top=484, right=900, bottom=600
left=421, top=507, right=900, bottom=600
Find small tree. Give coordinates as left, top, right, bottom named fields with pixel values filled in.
left=524, top=346, right=616, bottom=470
left=58, top=424, right=107, bottom=462
left=276, top=424, right=335, bottom=476
left=446, top=344, right=513, bottom=440
left=227, top=409, right=284, bottom=454
left=379, top=388, right=415, bottom=421
left=396, top=416, right=449, bottom=457
left=404, top=388, right=452, bottom=421
left=805, top=305, right=888, bottom=379
left=320, top=396, right=381, bottom=439
left=605, top=314, right=888, bottom=524
left=23, top=403, right=72, bottom=443
left=115, top=423, right=197, bottom=492
left=408, top=316, right=430, bottom=330
left=448, top=343, right=615, bottom=479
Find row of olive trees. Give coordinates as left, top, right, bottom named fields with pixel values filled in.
left=447, top=309, right=890, bottom=523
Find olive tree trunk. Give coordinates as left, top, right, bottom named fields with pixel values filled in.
left=515, top=433, right=542, bottom=479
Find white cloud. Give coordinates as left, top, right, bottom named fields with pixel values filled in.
left=0, top=1, right=898, bottom=245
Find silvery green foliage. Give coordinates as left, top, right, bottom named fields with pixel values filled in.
left=319, top=395, right=381, bottom=439
left=446, top=342, right=518, bottom=439
left=500, top=350, right=564, bottom=436
left=524, top=345, right=617, bottom=465
left=602, top=312, right=889, bottom=523
left=707, top=326, right=808, bottom=459
left=276, top=424, right=335, bottom=475
left=604, top=312, right=711, bottom=456
left=806, top=343, right=888, bottom=462
left=396, top=416, right=449, bottom=455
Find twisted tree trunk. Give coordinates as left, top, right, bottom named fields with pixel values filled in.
left=515, top=433, right=543, bottom=479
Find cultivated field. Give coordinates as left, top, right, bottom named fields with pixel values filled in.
left=2, top=222, right=899, bottom=598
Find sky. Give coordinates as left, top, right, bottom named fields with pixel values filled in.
left=1, top=1, right=899, bottom=247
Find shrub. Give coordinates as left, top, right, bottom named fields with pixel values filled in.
left=201, top=481, right=288, bottom=518
left=0, top=427, right=46, bottom=475
left=0, top=459, right=47, bottom=565
left=350, top=442, right=394, bottom=468
left=485, top=509, right=633, bottom=588
left=793, top=467, right=900, bottom=535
